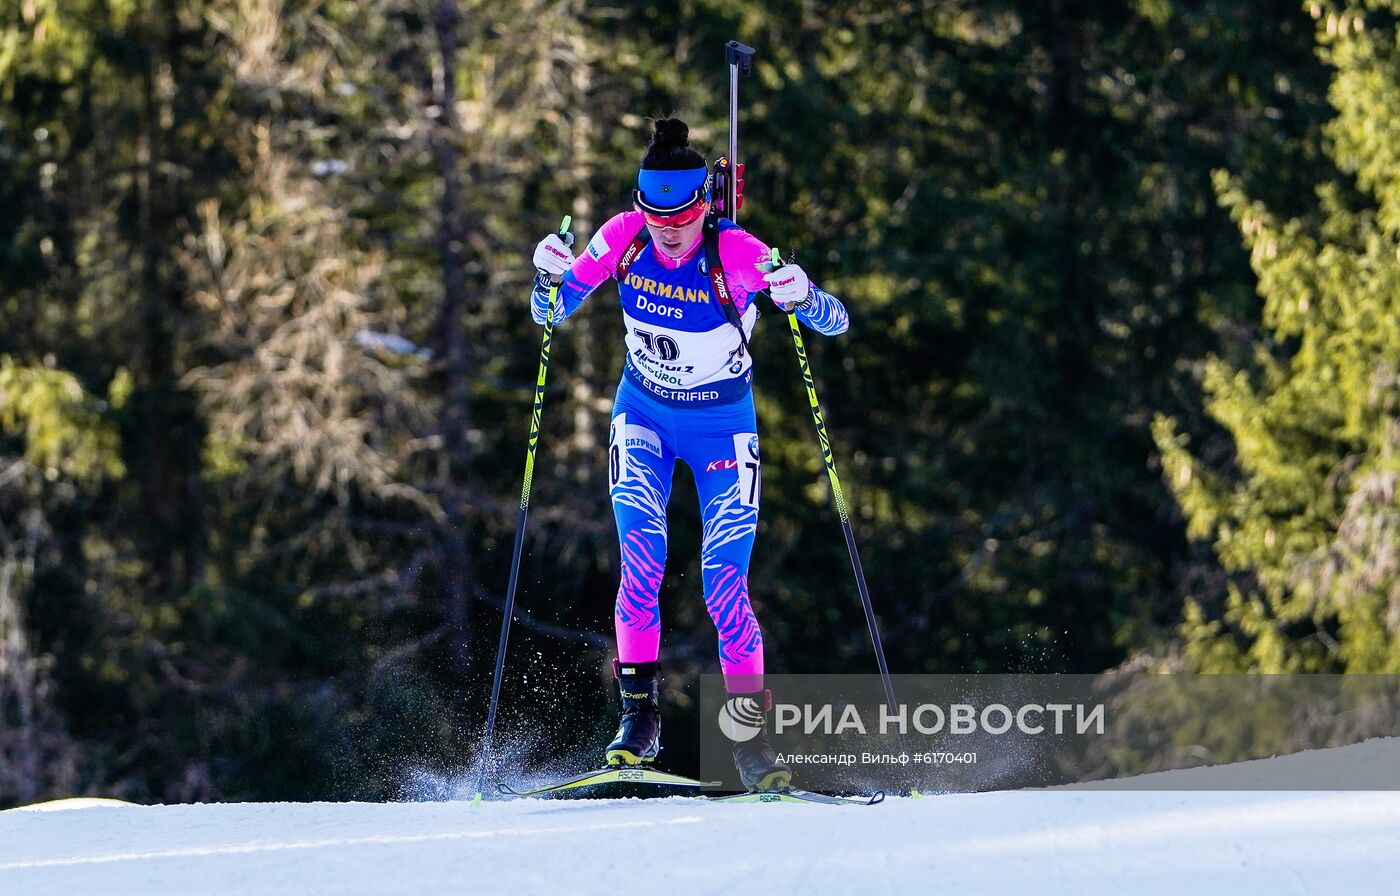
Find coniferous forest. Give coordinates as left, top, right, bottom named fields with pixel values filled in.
left=3, top=0, right=1398, bottom=805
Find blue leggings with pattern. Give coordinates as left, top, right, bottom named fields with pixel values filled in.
left=608, top=376, right=764, bottom=678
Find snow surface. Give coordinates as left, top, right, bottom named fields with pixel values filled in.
left=4, top=742, right=1400, bottom=895
left=1061, top=734, right=1400, bottom=790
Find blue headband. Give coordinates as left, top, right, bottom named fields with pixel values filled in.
left=635, top=166, right=710, bottom=213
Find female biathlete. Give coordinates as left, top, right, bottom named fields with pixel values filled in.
left=530, top=118, right=849, bottom=791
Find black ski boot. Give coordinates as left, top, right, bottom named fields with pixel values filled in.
left=605, top=660, right=661, bottom=766
left=728, top=691, right=792, bottom=792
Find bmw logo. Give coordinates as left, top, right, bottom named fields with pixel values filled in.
left=748, top=436, right=759, bottom=459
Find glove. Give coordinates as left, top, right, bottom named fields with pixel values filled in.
left=533, top=232, right=576, bottom=280
left=763, top=263, right=812, bottom=311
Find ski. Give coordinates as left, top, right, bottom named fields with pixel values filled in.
left=497, top=766, right=722, bottom=797
left=709, top=788, right=885, bottom=806
left=497, top=767, right=883, bottom=804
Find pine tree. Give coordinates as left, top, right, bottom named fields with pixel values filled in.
left=1155, top=1, right=1400, bottom=672
left=0, top=361, right=125, bottom=804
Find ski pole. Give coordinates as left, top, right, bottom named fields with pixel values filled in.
left=474, top=214, right=572, bottom=801
left=770, top=253, right=908, bottom=757
left=724, top=38, right=906, bottom=756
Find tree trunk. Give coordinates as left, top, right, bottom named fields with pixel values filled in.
left=429, top=0, right=474, bottom=681
left=567, top=49, right=599, bottom=469
left=132, top=1, right=204, bottom=600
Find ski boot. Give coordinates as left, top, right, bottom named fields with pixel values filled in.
left=727, top=690, right=792, bottom=792
left=605, top=660, right=661, bottom=766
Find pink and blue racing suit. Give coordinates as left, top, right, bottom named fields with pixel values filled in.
left=530, top=211, right=848, bottom=686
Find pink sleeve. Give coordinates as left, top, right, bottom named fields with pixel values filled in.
left=717, top=226, right=772, bottom=314
left=570, top=211, right=646, bottom=288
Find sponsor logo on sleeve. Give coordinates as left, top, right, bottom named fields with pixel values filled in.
left=587, top=231, right=611, bottom=260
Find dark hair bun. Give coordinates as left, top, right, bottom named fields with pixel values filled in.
left=640, top=116, right=705, bottom=171
left=650, top=118, right=690, bottom=151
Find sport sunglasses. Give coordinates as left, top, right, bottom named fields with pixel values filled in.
left=638, top=201, right=708, bottom=229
